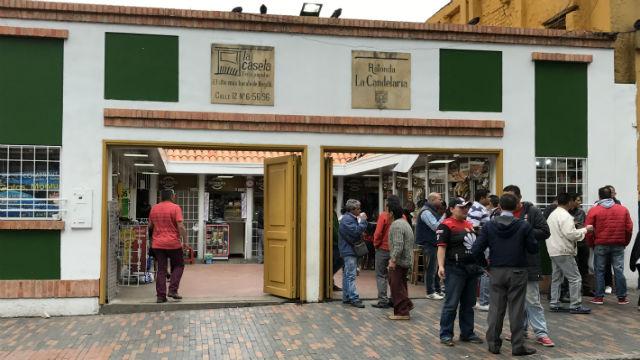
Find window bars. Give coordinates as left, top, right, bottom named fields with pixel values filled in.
left=0, top=145, right=63, bottom=219
left=535, top=157, right=587, bottom=208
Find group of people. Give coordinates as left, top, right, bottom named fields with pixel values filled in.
left=337, top=184, right=637, bottom=356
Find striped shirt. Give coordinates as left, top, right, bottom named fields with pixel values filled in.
left=467, top=201, right=490, bottom=227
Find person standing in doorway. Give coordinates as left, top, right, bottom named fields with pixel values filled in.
left=255, top=207, right=264, bottom=264
left=472, top=193, right=538, bottom=356
left=546, top=193, right=593, bottom=314
left=149, top=189, right=188, bottom=303
left=501, top=185, right=555, bottom=348
left=372, top=195, right=402, bottom=309
left=387, top=200, right=415, bottom=320
left=416, top=192, right=445, bottom=300
left=437, top=197, right=483, bottom=347
left=338, top=199, right=368, bottom=308
left=585, top=186, right=633, bottom=305
left=468, top=189, right=491, bottom=312
left=332, top=210, right=343, bottom=291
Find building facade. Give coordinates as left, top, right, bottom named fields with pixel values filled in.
left=0, top=0, right=637, bottom=316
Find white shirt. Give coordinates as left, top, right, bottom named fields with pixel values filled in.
left=546, top=206, right=587, bottom=257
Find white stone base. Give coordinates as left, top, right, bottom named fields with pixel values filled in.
left=0, top=298, right=99, bottom=318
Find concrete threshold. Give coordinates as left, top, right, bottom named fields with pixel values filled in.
left=100, top=297, right=289, bottom=315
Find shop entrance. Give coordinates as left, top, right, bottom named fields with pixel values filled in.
left=101, top=143, right=305, bottom=307
left=320, top=148, right=502, bottom=301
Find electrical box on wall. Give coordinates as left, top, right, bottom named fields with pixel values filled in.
left=70, top=189, right=93, bottom=229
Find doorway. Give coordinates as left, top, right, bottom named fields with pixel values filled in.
left=101, top=142, right=306, bottom=306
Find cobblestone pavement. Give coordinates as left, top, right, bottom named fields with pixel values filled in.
left=1, top=295, right=640, bottom=360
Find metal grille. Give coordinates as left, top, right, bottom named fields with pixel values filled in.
left=536, top=157, right=587, bottom=207
left=107, top=201, right=119, bottom=301
left=175, top=189, right=199, bottom=256
left=0, top=145, right=63, bottom=219
left=252, top=221, right=259, bottom=258
left=118, top=224, right=150, bottom=286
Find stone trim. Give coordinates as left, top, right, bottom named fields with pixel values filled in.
left=104, top=108, right=505, bottom=137
left=532, top=52, right=593, bottom=63
left=0, top=220, right=65, bottom=230
left=0, top=25, right=68, bottom=38
left=0, top=1, right=614, bottom=48
left=0, top=279, right=99, bottom=298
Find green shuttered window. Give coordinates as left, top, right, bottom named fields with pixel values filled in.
left=535, top=61, right=588, bottom=157
left=0, top=231, right=60, bottom=279
left=105, top=33, right=179, bottom=102
left=440, top=49, right=502, bottom=112
left=0, top=37, right=63, bottom=146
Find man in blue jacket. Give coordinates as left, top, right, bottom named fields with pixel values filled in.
left=339, top=198, right=368, bottom=308
left=472, top=193, right=538, bottom=356
left=415, top=192, right=444, bottom=300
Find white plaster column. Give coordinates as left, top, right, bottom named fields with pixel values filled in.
left=392, top=171, right=397, bottom=196
left=335, top=176, right=344, bottom=217
left=149, top=173, right=158, bottom=206
left=306, top=145, right=321, bottom=302
left=244, top=176, right=255, bottom=259
left=197, top=174, right=205, bottom=260
left=378, top=171, right=384, bottom=214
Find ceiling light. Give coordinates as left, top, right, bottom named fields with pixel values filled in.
left=545, top=159, right=552, bottom=165
left=428, top=159, right=455, bottom=164
left=300, top=3, right=322, bottom=16
left=141, top=172, right=159, bottom=175
left=134, top=163, right=155, bottom=167
left=362, top=174, right=380, bottom=177
left=123, top=153, right=148, bottom=158
left=217, top=175, right=234, bottom=179
left=397, top=176, right=409, bottom=180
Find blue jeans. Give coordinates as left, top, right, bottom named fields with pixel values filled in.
left=594, top=245, right=627, bottom=298
left=342, top=256, right=359, bottom=303
left=423, top=245, right=441, bottom=295
left=478, top=271, right=490, bottom=306
left=440, top=264, right=478, bottom=340
left=523, top=281, right=548, bottom=338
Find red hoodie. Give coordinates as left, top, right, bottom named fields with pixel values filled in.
left=373, top=212, right=407, bottom=251
left=585, top=201, right=633, bottom=247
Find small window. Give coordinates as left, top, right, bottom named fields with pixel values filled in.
left=535, top=157, right=587, bottom=209
left=0, top=145, right=62, bottom=219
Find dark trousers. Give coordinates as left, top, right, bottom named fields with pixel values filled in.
left=154, top=248, right=184, bottom=298
left=439, top=264, right=478, bottom=340
left=486, top=267, right=528, bottom=354
left=576, top=242, right=591, bottom=295
left=375, top=249, right=390, bottom=303
left=332, top=247, right=344, bottom=275
left=423, top=245, right=441, bottom=295
left=389, top=266, right=413, bottom=316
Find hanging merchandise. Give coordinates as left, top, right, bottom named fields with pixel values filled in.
left=120, top=190, right=129, bottom=219
left=205, top=223, right=230, bottom=260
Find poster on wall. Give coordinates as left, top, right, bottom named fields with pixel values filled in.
left=351, top=50, right=411, bottom=110
left=211, top=44, right=274, bottom=106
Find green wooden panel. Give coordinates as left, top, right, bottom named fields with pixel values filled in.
left=0, top=37, right=63, bottom=146
left=439, top=49, right=502, bottom=112
left=105, top=33, right=179, bottom=101
left=0, top=231, right=60, bottom=279
left=535, top=62, right=588, bottom=157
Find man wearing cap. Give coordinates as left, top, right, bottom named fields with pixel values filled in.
left=437, top=197, right=484, bottom=347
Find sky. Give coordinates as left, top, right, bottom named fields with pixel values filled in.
left=56, top=0, right=451, bottom=22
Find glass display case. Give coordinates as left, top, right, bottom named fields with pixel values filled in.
left=205, top=223, right=231, bottom=260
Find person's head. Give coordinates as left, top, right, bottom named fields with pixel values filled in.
left=605, top=185, right=617, bottom=198
left=160, top=189, right=175, bottom=202
left=575, top=194, right=583, bottom=208
left=499, top=193, right=518, bottom=212
left=599, top=186, right=613, bottom=200
left=385, top=195, right=401, bottom=212
left=488, top=195, right=499, bottom=209
left=427, top=192, right=442, bottom=208
left=446, top=197, right=472, bottom=220
left=474, top=189, right=490, bottom=206
left=389, top=202, right=404, bottom=220
left=556, top=192, right=578, bottom=209
left=405, top=201, right=415, bottom=212
left=502, top=185, right=522, bottom=205
left=345, top=199, right=362, bottom=216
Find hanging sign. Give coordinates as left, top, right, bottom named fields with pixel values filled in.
left=211, top=44, right=275, bottom=106
left=351, top=51, right=411, bottom=110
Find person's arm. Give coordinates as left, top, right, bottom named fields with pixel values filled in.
left=625, top=209, right=633, bottom=245
left=175, top=207, right=187, bottom=246
left=531, top=207, right=551, bottom=241
left=421, top=210, right=440, bottom=231
left=471, top=225, right=489, bottom=260
left=559, top=212, right=587, bottom=243
left=584, top=209, right=595, bottom=247
left=524, top=224, right=538, bottom=254
left=373, top=214, right=387, bottom=249
left=388, top=222, right=402, bottom=270
left=436, top=223, right=450, bottom=279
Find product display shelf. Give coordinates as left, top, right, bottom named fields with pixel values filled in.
left=204, top=223, right=231, bottom=261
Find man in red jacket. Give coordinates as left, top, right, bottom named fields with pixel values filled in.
left=585, top=186, right=633, bottom=305
left=372, top=195, right=401, bottom=308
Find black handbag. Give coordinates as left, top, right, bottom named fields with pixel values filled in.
left=352, top=240, right=369, bottom=257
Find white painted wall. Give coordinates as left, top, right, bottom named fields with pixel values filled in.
left=0, top=298, right=99, bottom=318
left=0, top=18, right=633, bottom=306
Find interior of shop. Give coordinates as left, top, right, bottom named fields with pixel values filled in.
left=106, top=146, right=496, bottom=304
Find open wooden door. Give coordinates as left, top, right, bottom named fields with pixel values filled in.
left=323, top=156, right=334, bottom=300
left=263, top=155, right=299, bottom=299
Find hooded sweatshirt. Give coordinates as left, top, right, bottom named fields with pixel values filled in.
left=585, top=198, right=633, bottom=247
left=472, top=212, right=538, bottom=268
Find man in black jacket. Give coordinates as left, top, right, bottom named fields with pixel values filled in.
left=473, top=193, right=538, bottom=356
left=502, top=185, right=555, bottom=348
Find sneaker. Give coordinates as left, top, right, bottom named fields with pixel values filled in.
left=388, top=314, right=410, bottom=320
left=549, top=305, right=569, bottom=312
left=372, top=301, right=390, bottom=309
left=590, top=297, right=604, bottom=305
left=426, top=293, right=444, bottom=300
left=437, top=291, right=446, bottom=297
left=350, top=300, right=365, bottom=308
left=156, top=297, right=167, bottom=303
left=168, top=293, right=182, bottom=300
left=460, top=335, right=483, bottom=344
left=536, top=336, right=555, bottom=347
left=440, top=338, right=454, bottom=346
left=605, top=286, right=613, bottom=294
left=618, top=297, right=630, bottom=305
left=513, top=348, right=537, bottom=356
left=569, top=306, right=591, bottom=314
left=475, top=304, right=490, bottom=312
